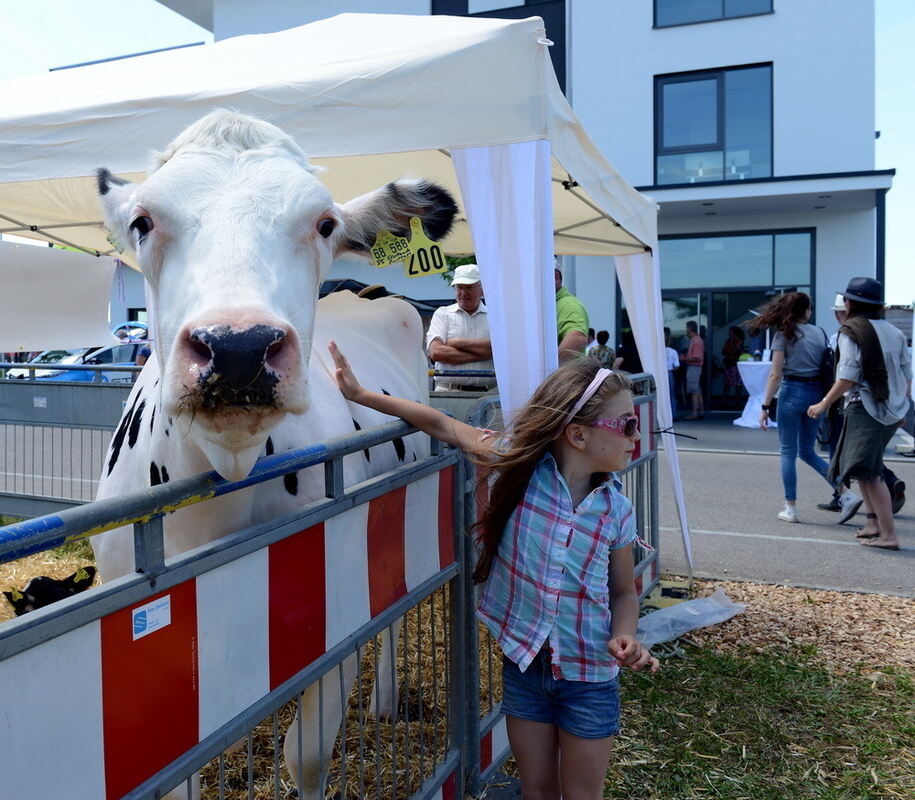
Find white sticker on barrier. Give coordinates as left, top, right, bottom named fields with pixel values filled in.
left=132, top=594, right=172, bottom=640
left=33, top=396, right=47, bottom=408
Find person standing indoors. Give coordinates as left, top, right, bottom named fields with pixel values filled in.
left=589, top=330, right=615, bottom=367
left=755, top=292, right=859, bottom=523
left=808, top=278, right=911, bottom=550
left=329, top=343, right=658, bottom=799
left=426, top=263, right=495, bottom=392
left=555, top=265, right=589, bottom=363
left=681, top=320, right=705, bottom=419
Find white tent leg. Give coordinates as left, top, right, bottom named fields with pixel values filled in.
left=451, top=140, right=556, bottom=425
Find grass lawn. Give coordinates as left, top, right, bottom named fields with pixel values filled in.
left=609, top=644, right=913, bottom=799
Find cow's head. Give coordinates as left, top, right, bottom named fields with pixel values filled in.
left=98, top=110, right=456, bottom=479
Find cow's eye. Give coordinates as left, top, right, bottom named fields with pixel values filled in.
left=317, top=218, right=335, bottom=239
left=129, top=215, right=154, bottom=240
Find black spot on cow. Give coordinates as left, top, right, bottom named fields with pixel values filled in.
left=149, top=405, right=156, bottom=434
left=161, top=465, right=170, bottom=483
left=150, top=462, right=162, bottom=486
left=284, top=471, right=299, bottom=496
left=352, top=419, right=370, bottom=462
left=265, top=436, right=275, bottom=456
left=4, top=567, right=96, bottom=616
left=96, top=168, right=128, bottom=196
left=107, top=392, right=143, bottom=475
left=128, top=399, right=146, bottom=448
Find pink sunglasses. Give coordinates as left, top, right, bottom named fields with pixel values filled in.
left=589, top=414, right=640, bottom=439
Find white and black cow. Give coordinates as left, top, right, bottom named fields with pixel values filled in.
left=93, top=110, right=457, bottom=799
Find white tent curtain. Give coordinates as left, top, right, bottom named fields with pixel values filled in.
left=615, top=250, right=693, bottom=574
left=452, top=140, right=556, bottom=424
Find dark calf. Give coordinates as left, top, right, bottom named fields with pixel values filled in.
left=3, top=566, right=97, bottom=616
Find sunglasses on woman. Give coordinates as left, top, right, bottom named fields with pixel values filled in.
left=589, top=414, right=640, bottom=438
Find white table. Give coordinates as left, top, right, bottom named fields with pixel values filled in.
left=735, top=361, right=776, bottom=428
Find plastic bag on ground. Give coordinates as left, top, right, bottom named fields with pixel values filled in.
left=636, top=587, right=746, bottom=648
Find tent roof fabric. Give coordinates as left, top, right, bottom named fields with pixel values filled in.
left=0, top=14, right=656, bottom=262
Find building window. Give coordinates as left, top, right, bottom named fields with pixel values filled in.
left=655, top=64, right=772, bottom=185
left=655, top=0, right=772, bottom=28
left=659, top=231, right=812, bottom=290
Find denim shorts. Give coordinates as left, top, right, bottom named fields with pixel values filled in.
left=501, top=652, right=620, bottom=739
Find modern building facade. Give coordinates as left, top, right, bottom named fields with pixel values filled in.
left=159, top=0, right=891, bottom=410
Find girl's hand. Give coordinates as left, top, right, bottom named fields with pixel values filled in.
left=608, top=635, right=659, bottom=673
left=758, top=408, right=770, bottom=430
left=328, top=341, right=365, bottom=402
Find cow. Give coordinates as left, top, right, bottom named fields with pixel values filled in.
left=93, top=109, right=457, bottom=799
left=3, top=566, right=96, bottom=616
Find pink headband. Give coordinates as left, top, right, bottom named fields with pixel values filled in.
left=555, top=368, right=611, bottom=437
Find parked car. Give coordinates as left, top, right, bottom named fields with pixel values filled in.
left=46, top=341, right=144, bottom=383
left=4, top=348, right=92, bottom=379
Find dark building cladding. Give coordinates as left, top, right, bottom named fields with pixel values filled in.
left=431, top=0, right=566, bottom=92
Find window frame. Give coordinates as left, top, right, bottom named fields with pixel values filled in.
left=654, top=63, right=773, bottom=186
left=653, top=0, right=774, bottom=29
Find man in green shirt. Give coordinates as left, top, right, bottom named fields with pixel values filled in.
left=555, top=266, right=589, bottom=362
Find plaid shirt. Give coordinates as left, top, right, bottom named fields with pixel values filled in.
left=476, top=451, right=635, bottom=682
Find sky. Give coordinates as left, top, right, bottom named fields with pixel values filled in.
left=0, top=0, right=912, bottom=302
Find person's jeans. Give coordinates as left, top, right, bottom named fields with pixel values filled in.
left=777, top=380, right=836, bottom=502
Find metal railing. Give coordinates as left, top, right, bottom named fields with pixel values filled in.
left=0, top=375, right=660, bottom=798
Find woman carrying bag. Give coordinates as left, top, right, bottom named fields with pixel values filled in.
left=808, top=278, right=911, bottom=550
left=753, top=292, right=859, bottom=523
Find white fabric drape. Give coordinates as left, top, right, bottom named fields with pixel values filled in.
left=0, top=241, right=115, bottom=351
left=615, top=250, right=693, bottom=575
left=452, top=140, right=556, bottom=424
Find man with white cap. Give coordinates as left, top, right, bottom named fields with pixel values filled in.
left=426, top=263, right=495, bottom=391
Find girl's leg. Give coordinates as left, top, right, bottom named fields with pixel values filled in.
left=506, top=716, right=560, bottom=800
left=857, top=479, right=900, bottom=548
left=557, top=729, right=614, bottom=800
left=797, top=405, right=835, bottom=487
left=776, top=391, right=800, bottom=503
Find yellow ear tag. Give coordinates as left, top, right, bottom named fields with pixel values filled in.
left=404, top=217, right=448, bottom=279
left=11, top=590, right=23, bottom=601
left=75, top=567, right=90, bottom=583
left=369, top=229, right=412, bottom=268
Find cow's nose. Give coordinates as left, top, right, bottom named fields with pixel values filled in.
left=187, top=324, right=290, bottom=408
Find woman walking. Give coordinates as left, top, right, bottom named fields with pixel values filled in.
left=808, top=278, right=911, bottom=550
left=753, top=292, right=858, bottom=523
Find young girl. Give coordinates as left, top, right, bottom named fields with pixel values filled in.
left=329, top=342, right=658, bottom=800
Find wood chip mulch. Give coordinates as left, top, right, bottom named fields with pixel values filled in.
left=679, top=577, right=915, bottom=673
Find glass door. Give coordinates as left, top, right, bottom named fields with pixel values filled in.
left=661, top=293, right=709, bottom=417
left=709, top=290, right=771, bottom=411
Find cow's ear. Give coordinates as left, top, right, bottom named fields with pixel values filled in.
left=335, top=179, right=457, bottom=259
left=96, top=168, right=137, bottom=252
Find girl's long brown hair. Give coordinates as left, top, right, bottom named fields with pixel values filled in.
left=747, top=292, right=811, bottom=343
left=470, top=359, right=632, bottom=584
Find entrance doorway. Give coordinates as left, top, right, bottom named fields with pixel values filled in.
left=624, top=289, right=773, bottom=413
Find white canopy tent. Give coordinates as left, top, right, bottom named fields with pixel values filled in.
left=0, top=13, right=691, bottom=571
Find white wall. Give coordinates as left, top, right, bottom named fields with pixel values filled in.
left=213, top=0, right=430, bottom=39
left=108, top=265, right=148, bottom=328
left=570, top=0, right=875, bottom=186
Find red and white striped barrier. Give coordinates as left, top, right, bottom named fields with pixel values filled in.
left=0, top=468, right=456, bottom=800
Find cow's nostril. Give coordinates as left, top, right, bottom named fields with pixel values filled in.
left=187, top=331, right=214, bottom=367
left=265, top=338, right=285, bottom=363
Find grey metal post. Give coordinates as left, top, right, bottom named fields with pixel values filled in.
left=460, top=453, right=483, bottom=796
left=133, top=515, right=165, bottom=578
left=447, top=452, right=468, bottom=798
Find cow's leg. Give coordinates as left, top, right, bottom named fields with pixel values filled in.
left=369, top=619, right=402, bottom=719
left=284, top=652, right=359, bottom=799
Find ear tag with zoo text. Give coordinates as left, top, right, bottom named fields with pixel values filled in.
left=75, top=567, right=90, bottom=583
left=404, top=217, right=447, bottom=279
left=369, top=229, right=412, bottom=268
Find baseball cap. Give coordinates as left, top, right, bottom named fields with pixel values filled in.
left=451, top=264, right=481, bottom=286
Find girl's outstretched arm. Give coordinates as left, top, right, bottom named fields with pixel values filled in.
left=608, top=544, right=659, bottom=673
left=329, top=341, right=492, bottom=453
